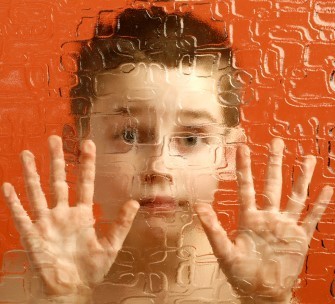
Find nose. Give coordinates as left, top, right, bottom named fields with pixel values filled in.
left=138, top=140, right=174, bottom=185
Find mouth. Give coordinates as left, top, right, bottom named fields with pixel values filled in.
left=138, top=196, right=189, bottom=212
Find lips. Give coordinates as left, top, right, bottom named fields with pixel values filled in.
left=137, top=196, right=191, bottom=213
left=138, top=196, right=178, bottom=211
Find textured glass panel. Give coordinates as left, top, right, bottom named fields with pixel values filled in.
left=0, top=1, right=334, bottom=303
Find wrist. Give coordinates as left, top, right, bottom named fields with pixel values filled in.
left=38, top=263, right=93, bottom=296
left=31, top=279, right=93, bottom=304
left=30, top=287, right=93, bottom=304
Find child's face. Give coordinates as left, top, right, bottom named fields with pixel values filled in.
left=89, top=63, right=236, bottom=235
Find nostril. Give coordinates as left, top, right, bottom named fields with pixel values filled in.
left=144, top=174, right=152, bottom=183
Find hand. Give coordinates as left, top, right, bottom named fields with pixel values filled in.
left=2, top=135, right=139, bottom=297
left=195, top=138, right=333, bottom=303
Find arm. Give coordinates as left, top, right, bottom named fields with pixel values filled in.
left=195, top=138, right=333, bottom=303
left=2, top=136, right=139, bottom=303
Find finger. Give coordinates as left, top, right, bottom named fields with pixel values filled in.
left=236, top=145, right=256, bottom=211
left=263, top=138, right=284, bottom=210
left=48, top=135, right=68, bottom=207
left=77, top=140, right=96, bottom=206
left=302, top=185, right=333, bottom=240
left=103, top=200, right=140, bottom=253
left=21, top=150, right=48, bottom=217
left=194, top=203, right=235, bottom=264
left=2, top=183, right=33, bottom=234
left=286, top=156, right=316, bottom=221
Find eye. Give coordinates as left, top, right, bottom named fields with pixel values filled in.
left=182, top=136, right=198, bottom=146
left=122, top=128, right=137, bottom=144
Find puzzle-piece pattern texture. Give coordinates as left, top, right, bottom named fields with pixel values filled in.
left=0, top=0, right=334, bottom=303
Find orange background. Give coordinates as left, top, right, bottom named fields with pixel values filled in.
left=0, top=0, right=334, bottom=303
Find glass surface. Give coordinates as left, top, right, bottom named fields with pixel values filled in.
left=0, top=1, right=334, bottom=303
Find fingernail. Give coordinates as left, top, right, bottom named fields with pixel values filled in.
left=194, top=203, right=210, bottom=213
left=2, top=183, right=11, bottom=198
left=269, top=138, right=285, bottom=153
left=130, top=200, right=140, bottom=211
left=81, top=140, right=95, bottom=154
left=323, top=185, right=334, bottom=195
left=244, top=146, right=250, bottom=157
left=195, top=206, right=209, bottom=214
left=48, top=136, right=60, bottom=150
left=21, top=150, right=34, bottom=162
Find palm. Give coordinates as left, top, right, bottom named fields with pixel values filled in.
left=195, top=138, right=332, bottom=302
left=24, top=205, right=105, bottom=294
left=226, top=209, right=308, bottom=298
left=2, top=136, right=139, bottom=296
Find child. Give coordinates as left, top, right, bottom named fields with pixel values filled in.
left=2, top=7, right=333, bottom=304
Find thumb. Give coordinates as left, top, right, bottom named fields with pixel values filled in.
left=103, top=200, right=140, bottom=253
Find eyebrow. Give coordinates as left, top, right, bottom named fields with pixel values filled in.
left=178, top=109, right=218, bottom=123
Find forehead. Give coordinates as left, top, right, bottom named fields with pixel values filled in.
left=92, top=63, right=224, bottom=123
left=94, top=63, right=218, bottom=93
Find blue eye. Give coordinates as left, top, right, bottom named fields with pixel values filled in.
left=122, top=128, right=137, bottom=144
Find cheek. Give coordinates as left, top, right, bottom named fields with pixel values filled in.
left=190, top=172, right=219, bottom=202
left=176, top=164, right=219, bottom=203
left=186, top=146, right=237, bottom=202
